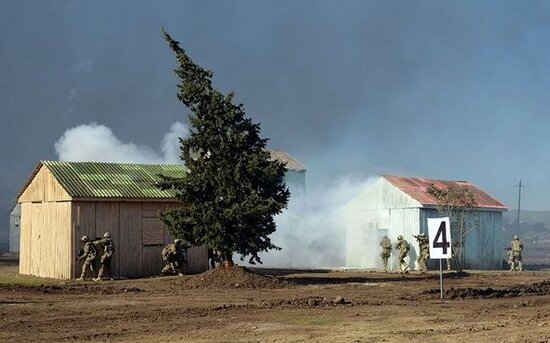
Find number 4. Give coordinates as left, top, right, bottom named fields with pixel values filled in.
left=433, top=221, right=450, bottom=254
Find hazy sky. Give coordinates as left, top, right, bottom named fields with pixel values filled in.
left=2, top=0, right=550, bottom=216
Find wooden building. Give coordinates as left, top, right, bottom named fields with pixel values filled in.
left=9, top=203, right=20, bottom=252
left=269, top=150, right=307, bottom=196
left=17, top=161, right=208, bottom=279
left=345, top=175, right=507, bottom=270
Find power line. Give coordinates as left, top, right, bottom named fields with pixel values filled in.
left=514, top=180, right=525, bottom=236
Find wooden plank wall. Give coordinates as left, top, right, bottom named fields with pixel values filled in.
left=72, top=202, right=96, bottom=278
left=95, top=203, right=120, bottom=276
left=142, top=202, right=168, bottom=276
left=19, top=202, right=71, bottom=278
left=70, top=200, right=209, bottom=279
left=18, top=203, right=32, bottom=275
left=19, top=166, right=71, bottom=203
left=119, top=202, right=143, bottom=278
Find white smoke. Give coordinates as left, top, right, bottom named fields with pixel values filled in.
left=54, top=122, right=188, bottom=164
left=251, top=177, right=377, bottom=269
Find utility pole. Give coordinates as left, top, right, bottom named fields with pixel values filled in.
left=515, top=180, right=524, bottom=236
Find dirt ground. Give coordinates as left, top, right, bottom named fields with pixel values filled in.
left=0, top=257, right=549, bottom=343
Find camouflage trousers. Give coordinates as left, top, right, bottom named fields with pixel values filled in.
left=380, top=250, right=391, bottom=272
left=80, top=258, right=96, bottom=279
left=417, top=252, right=428, bottom=271
left=97, top=256, right=112, bottom=279
left=510, top=252, right=523, bottom=271
left=398, top=252, right=409, bottom=272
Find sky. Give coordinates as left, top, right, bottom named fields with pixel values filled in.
left=2, top=0, right=550, bottom=238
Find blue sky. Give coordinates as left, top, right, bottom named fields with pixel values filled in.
left=2, top=1, right=550, bottom=212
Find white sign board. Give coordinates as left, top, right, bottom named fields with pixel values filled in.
left=427, top=217, right=452, bottom=259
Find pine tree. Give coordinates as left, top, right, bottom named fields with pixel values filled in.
left=158, top=30, right=290, bottom=268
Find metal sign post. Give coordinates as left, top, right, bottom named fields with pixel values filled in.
left=439, top=259, right=443, bottom=299
left=427, top=217, right=452, bottom=300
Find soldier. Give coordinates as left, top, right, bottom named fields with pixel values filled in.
left=93, top=232, right=114, bottom=281
left=161, top=239, right=188, bottom=276
left=395, top=235, right=410, bottom=273
left=77, top=236, right=97, bottom=281
left=510, top=235, right=524, bottom=271
left=379, top=235, right=392, bottom=272
left=208, top=249, right=221, bottom=269
left=505, top=247, right=514, bottom=271
left=414, top=233, right=430, bottom=272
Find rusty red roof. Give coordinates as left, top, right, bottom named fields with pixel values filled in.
left=383, top=175, right=507, bottom=210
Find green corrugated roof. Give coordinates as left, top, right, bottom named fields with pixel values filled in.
left=42, top=161, right=186, bottom=199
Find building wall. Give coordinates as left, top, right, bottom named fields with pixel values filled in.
left=344, top=178, right=422, bottom=270
left=345, top=177, right=504, bottom=270
left=420, top=208, right=503, bottom=270
left=9, top=204, right=21, bottom=252
left=72, top=201, right=209, bottom=279
left=19, top=201, right=72, bottom=278
left=18, top=166, right=71, bottom=203
left=284, top=170, right=306, bottom=198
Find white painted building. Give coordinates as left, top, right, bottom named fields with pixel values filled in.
left=345, top=175, right=507, bottom=270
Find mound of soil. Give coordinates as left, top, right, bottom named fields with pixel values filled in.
left=177, top=266, right=289, bottom=289
left=423, top=280, right=550, bottom=299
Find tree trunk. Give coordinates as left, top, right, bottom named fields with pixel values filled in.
left=222, top=253, right=234, bottom=268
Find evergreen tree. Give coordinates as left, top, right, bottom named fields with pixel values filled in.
left=158, top=30, right=290, bottom=268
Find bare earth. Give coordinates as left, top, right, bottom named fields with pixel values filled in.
left=0, top=258, right=549, bottom=343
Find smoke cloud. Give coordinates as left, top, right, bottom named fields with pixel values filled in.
left=54, top=122, right=188, bottom=164
left=248, top=178, right=377, bottom=269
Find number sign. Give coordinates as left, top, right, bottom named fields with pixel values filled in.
left=427, top=217, right=452, bottom=259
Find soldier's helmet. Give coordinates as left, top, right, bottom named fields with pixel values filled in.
left=104, top=232, right=111, bottom=238
left=81, top=235, right=89, bottom=242
left=397, top=235, right=403, bottom=240
left=420, top=232, right=426, bottom=237
left=174, top=238, right=181, bottom=245
left=513, top=235, right=519, bottom=240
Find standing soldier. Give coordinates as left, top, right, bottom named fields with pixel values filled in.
left=414, top=233, right=430, bottom=272
left=379, top=235, right=392, bottom=272
left=395, top=235, right=410, bottom=273
left=510, top=236, right=524, bottom=271
left=93, top=232, right=114, bottom=281
left=77, top=236, right=97, bottom=281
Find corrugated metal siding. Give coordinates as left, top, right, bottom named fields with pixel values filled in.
left=345, top=178, right=422, bottom=270
left=420, top=209, right=503, bottom=270
left=42, top=161, right=186, bottom=199
left=346, top=177, right=504, bottom=270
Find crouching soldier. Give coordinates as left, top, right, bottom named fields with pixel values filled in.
left=161, top=239, right=188, bottom=276
left=414, top=233, right=430, bottom=272
left=93, top=232, right=114, bottom=281
left=77, top=236, right=97, bottom=281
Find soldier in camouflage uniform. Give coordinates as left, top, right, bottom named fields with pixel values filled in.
left=395, top=235, right=410, bottom=273
left=509, top=236, right=524, bottom=271
left=161, top=239, right=188, bottom=276
left=414, top=233, right=430, bottom=272
left=93, top=232, right=114, bottom=281
left=77, top=236, right=97, bottom=280
left=379, top=235, right=392, bottom=272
